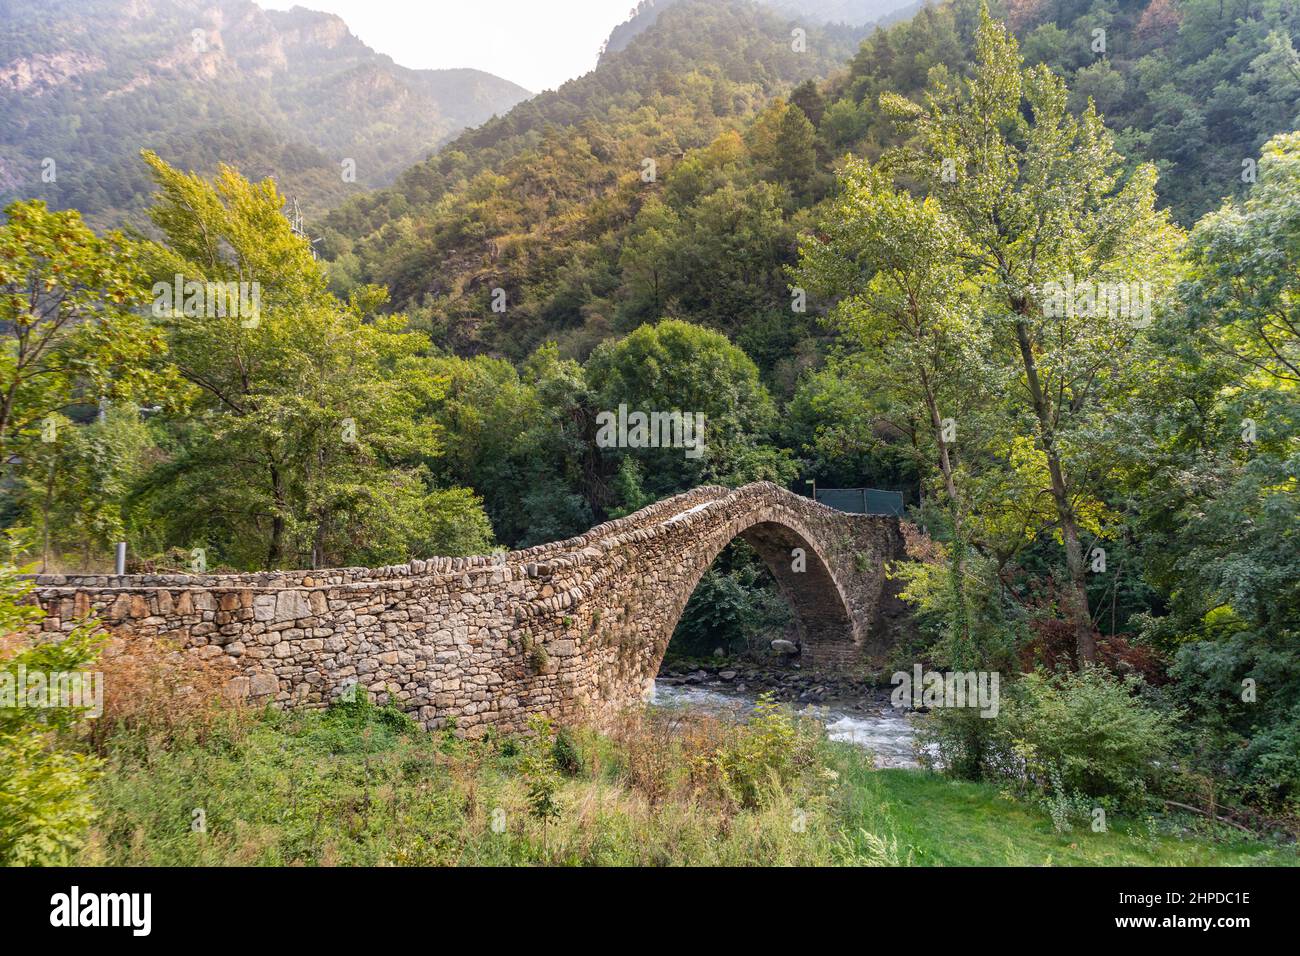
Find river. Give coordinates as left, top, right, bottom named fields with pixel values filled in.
left=650, top=679, right=921, bottom=769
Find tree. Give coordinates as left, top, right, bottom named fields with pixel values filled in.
left=796, top=159, right=1002, bottom=661
left=789, top=79, right=827, bottom=128
left=584, top=319, right=790, bottom=495
left=134, top=153, right=488, bottom=569
left=1128, top=129, right=1300, bottom=808
left=1182, top=130, right=1300, bottom=387
left=746, top=99, right=819, bottom=194
left=877, top=6, right=1182, bottom=663
left=0, top=560, right=103, bottom=865
left=17, top=405, right=157, bottom=571
left=0, top=201, right=178, bottom=462
left=795, top=160, right=987, bottom=520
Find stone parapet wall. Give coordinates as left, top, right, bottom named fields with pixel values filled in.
left=29, top=483, right=905, bottom=734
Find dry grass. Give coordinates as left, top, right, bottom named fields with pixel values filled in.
left=82, top=632, right=247, bottom=755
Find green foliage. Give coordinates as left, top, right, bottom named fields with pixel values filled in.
left=519, top=716, right=563, bottom=829
left=125, top=154, right=493, bottom=570
left=890, top=539, right=1023, bottom=672
left=0, top=199, right=182, bottom=464
left=1124, top=128, right=1300, bottom=812
left=417, top=348, right=595, bottom=547
left=837, top=0, right=1300, bottom=224
left=1002, top=669, right=1175, bottom=806
left=712, top=694, right=824, bottom=809
left=586, top=318, right=788, bottom=491
left=14, top=404, right=159, bottom=571
left=551, top=727, right=585, bottom=777
left=673, top=541, right=794, bottom=657
left=320, top=689, right=419, bottom=742
left=804, top=5, right=1184, bottom=666
left=921, top=668, right=1175, bottom=808
left=608, top=457, right=652, bottom=518
left=3, top=0, right=1300, bottom=835
left=520, top=632, right=550, bottom=674
left=0, top=562, right=103, bottom=865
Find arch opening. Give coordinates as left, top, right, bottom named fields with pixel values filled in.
left=655, top=519, right=858, bottom=684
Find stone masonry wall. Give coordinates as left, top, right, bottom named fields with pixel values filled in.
left=29, top=483, right=905, bottom=735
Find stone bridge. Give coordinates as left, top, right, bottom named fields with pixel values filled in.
left=31, top=482, right=905, bottom=734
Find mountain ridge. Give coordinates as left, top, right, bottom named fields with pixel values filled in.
left=0, top=0, right=531, bottom=225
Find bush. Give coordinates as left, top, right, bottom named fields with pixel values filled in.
left=713, top=694, right=822, bottom=809
left=1164, top=630, right=1300, bottom=813
left=0, top=562, right=103, bottom=865
left=551, top=726, right=584, bottom=777
left=919, top=667, right=1175, bottom=811
left=997, top=668, right=1175, bottom=806
left=915, top=705, right=1004, bottom=782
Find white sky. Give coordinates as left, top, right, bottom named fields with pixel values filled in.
left=258, top=0, right=638, bottom=93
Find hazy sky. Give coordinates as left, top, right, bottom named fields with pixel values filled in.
left=259, top=0, right=637, bottom=93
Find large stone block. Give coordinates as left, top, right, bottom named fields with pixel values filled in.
left=275, top=590, right=313, bottom=622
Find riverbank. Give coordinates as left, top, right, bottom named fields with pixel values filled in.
left=658, top=655, right=890, bottom=709
left=76, top=692, right=1295, bottom=867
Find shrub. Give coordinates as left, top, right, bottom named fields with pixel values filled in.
left=915, top=705, right=1004, bottom=782
left=551, top=726, right=584, bottom=777
left=997, top=668, right=1175, bottom=806
left=519, top=716, right=563, bottom=837
left=918, top=667, right=1176, bottom=810
left=0, top=562, right=103, bottom=865
left=312, top=688, right=417, bottom=754
left=713, top=693, right=822, bottom=809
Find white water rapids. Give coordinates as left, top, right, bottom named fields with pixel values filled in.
left=650, top=680, right=921, bottom=769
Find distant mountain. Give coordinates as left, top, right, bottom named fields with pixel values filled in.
left=0, top=0, right=531, bottom=226
left=762, top=0, right=920, bottom=24
left=320, top=0, right=875, bottom=340
left=602, top=0, right=918, bottom=55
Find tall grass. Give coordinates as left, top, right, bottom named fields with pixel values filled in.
left=72, top=687, right=1295, bottom=867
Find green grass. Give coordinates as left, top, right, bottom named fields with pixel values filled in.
left=836, top=760, right=1296, bottom=867
left=77, top=698, right=1297, bottom=867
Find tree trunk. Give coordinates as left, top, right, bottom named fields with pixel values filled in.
left=41, top=458, right=55, bottom=572
left=1013, top=318, right=1097, bottom=665
left=268, top=462, right=285, bottom=570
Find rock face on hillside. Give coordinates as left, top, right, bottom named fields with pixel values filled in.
left=0, top=0, right=531, bottom=225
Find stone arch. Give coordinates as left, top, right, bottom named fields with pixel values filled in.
left=654, top=517, right=858, bottom=668
left=579, top=498, right=876, bottom=716
left=29, top=482, right=905, bottom=734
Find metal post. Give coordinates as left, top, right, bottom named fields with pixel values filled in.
left=114, top=542, right=126, bottom=576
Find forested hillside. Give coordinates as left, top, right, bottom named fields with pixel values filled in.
left=322, top=0, right=1300, bottom=369
left=317, top=0, right=870, bottom=354
left=0, top=0, right=530, bottom=226
left=835, top=0, right=1300, bottom=223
